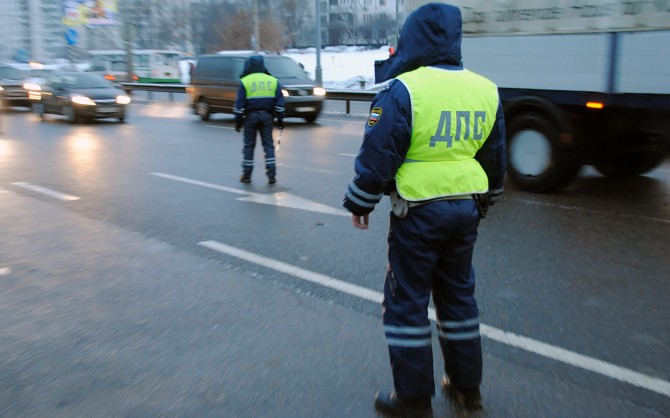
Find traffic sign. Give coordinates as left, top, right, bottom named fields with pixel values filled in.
left=65, top=28, right=78, bottom=46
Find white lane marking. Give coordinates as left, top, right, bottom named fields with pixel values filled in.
left=0, top=267, right=10, bottom=276
left=199, top=240, right=670, bottom=398
left=152, top=172, right=248, bottom=195
left=237, top=192, right=348, bottom=216
left=151, top=173, right=348, bottom=216
left=277, top=163, right=341, bottom=175
left=206, top=125, right=235, bottom=130
left=516, top=198, right=670, bottom=225
left=11, top=183, right=80, bottom=201
left=339, top=153, right=357, bottom=157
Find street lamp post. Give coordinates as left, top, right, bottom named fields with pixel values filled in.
left=253, top=0, right=260, bottom=51
left=395, top=0, right=400, bottom=49
left=315, top=0, right=322, bottom=86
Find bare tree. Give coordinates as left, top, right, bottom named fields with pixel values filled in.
left=370, top=13, right=395, bottom=45
left=213, top=9, right=286, bottom=52
left=276, top=0, right=314, bottom=47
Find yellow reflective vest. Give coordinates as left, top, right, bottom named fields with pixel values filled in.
left=395, top=66, right=499, bottom=201
left=241, top=73, right=278, bottom=99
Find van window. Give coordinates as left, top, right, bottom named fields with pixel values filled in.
left=264, top=57, right=306, bottom=78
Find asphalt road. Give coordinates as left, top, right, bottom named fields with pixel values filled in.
left=0, top=102, right=668, bottom=417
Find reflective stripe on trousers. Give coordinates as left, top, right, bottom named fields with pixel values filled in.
left=383, top=198, right=482, bottom=398
left=242, top=111, right=276, bottom=177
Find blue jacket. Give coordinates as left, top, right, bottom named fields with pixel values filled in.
left=343, top=3, right=506, bottom=216
left=234, top=55, right=286, bottom=121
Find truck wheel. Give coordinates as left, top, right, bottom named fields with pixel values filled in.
left=594, top=133, right=666, bottom=177
left=196, top=100, right=210, bottom=121
left=507, top=113, right=580, bottom=193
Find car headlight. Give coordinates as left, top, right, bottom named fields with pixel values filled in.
left=0, top=86, right=4, bottom=91
left=116, top=95, right=131, bottom=105
left=281, top=89, right=289, bottom=97
left=23, top=82, right=41, bottom=91
left=313, top=87, right=326, bottom=96
left=71, top=95, right=96, bottom=106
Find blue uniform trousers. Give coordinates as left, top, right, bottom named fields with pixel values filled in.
left=383, top=198, right=482, bottom=399
left=242, top=111, right=276, bottom=178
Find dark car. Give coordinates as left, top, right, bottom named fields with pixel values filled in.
left=189, top=53, right=325, bottom=123
left=0, top=64, right=32, bottom=110
left=32, top=72, right=131, bottom=123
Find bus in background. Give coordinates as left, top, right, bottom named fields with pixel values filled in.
left=87, top=50, right=182, bottom=83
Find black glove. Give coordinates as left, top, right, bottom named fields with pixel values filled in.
left=235, top=120, right=242, bottom=132
left=277, top=119, right=284, bottom=130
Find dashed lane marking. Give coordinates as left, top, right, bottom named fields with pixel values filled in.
left=11, top=183, right=80, bottom=201
left=198, top=240, right=670, bottom=398
left=151, top=173, right=348, bottom=216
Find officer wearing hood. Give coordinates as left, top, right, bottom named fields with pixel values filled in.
left=234, top=55, right=286, bottom=184
left=343, top=3, right=506, bottom=416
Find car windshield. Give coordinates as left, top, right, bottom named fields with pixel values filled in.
left=264, top=57, right=306, bottom=78
left=0, top=66, right=24, bottom=80
left=63, top=73, right=114, bottom=88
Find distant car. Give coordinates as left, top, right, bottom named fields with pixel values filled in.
left=32, top=72, right=131, bottom=123
left=86, top=60, right=135, bottom=83
left=0, top=64, right=32, bottom=109
left=189, top=52, right=325, bottom=123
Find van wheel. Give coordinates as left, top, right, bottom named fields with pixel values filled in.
left=196, top=100, right=210, bottom=121
left=507, top=112, right=580, bottom=193
left=303, top=114, right=318, bottom=123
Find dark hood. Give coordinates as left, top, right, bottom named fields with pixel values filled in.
left=374, top=2, right=462, bottom=83
left=240, top=55, right=270, bottom=77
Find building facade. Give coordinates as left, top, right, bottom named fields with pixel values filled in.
left=0, top=0, right=64, bottom=62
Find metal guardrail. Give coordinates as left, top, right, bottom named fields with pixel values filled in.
left=119, top=83, right=377, bottom=114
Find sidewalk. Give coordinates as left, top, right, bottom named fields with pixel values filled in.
left=0, top=188, right=663, bottom=417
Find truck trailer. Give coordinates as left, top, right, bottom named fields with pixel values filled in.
left=409, top=0, right=670, bottom=192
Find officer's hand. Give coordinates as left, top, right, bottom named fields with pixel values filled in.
left=235, top=121, right=242, bottom=132
left=351, top=213, right=369, bottom=230
left=277, top=119, right=284, bottom=130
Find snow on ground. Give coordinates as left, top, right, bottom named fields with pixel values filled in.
left=180, top=46, right=392, bottom=89
left=284, top=46, right=391, bottom=90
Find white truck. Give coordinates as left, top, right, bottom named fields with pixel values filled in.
left=411, top=0, right=670, bottom=192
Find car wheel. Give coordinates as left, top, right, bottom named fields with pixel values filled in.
left=33, top=103, right=45, bottom=121
left=118, top=113, right=126, bottom=123
left=303, top=113, right=318, bottom=123
left=196, top=100, right=210, bottom=121
left=62, top=105, right=77, bottom=124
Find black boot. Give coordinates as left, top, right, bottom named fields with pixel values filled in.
left=374, top=390, right=432, bottom=418
left=441, top=376, right=483, bottom=411
left=239, top=174, right=251, bottom=184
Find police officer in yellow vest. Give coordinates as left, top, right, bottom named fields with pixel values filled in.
left=234, top=55, right=285, bottom=184
left=343, top=3, right=506, bottom=416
